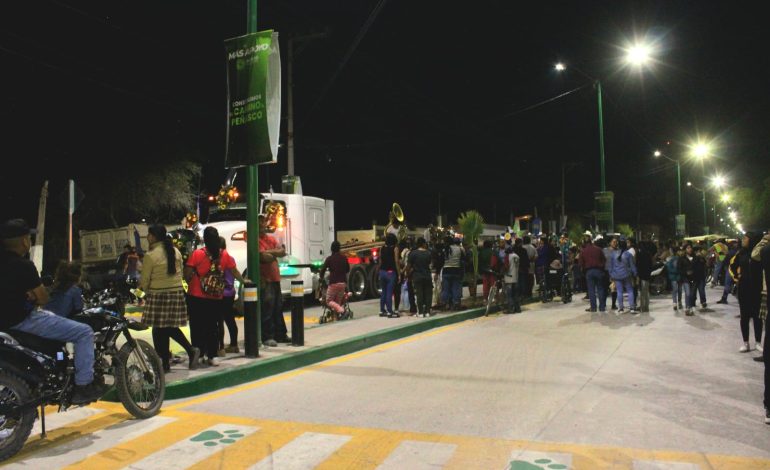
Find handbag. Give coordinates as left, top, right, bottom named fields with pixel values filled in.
left=199, top=252, right=225, bottom=297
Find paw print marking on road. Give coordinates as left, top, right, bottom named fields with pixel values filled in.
left=510, top=458, right=569, bottom=470
left=190, top=429, right=246, bottom=447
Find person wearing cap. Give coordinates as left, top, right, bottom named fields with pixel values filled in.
left=580, top=235, right=607, bottom=312
left=0, top=219, right=103, bottom=404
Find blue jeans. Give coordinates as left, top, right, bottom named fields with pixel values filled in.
left=712, top=259, right=724, bottom=285
left=671, top=280, right=682, bottom=306
left=379, top=270, right=396, bottom=313
left=615, top=277, right=634, bottom=309
left=585, top=268, right=606, bottom=311
left=12, top=309, right=95, bottom=385
left=722, top=272, right=734, bottom=299
left=682, top=281, right=694, bottom=308
left=441, top=270, right=463, bottom=307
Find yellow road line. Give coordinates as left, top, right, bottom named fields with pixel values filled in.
left=63, top=412, right=221, bottom=470
left=166, top=318, right=480, bottom=411
left=8, top=411, right=128, bottom=464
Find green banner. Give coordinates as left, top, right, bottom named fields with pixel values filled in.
left=224, top=30, right=282, bottom=168
left=675, top=214, right=686, bottom=237
left=594, top=191, right=614, bottom=233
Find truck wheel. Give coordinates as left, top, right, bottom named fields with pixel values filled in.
left=348, top=266, right=368, bottom=301
left=368, top=266, right=382, bottom=299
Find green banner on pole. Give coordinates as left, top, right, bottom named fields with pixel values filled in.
left=224, top=30, right=281, bottom=168
left=594, top=191, right=614, bottom=233
left=675, top=214, right=686, bottom=237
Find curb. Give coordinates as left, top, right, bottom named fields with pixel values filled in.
left=107, top=296, right=539, bottom=402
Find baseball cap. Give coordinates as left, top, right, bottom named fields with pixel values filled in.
left=0, top=219, right=37, bottom=240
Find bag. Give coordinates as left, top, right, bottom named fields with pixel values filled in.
left=199, top=252, right=225, bottom=297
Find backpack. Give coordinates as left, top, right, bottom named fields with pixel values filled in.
left=199, top=251, right=225, bottom=297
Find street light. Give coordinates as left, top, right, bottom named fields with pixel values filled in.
left=691, top=142, right=712, bottom=160
left=554, top=62, right=566, bottom=72
left=625, top=43, right=653, bottom=67
left=653, top=149, right=682, bottom=215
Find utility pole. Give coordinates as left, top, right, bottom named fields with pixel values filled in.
left=286, top=30, right=328, bottom=176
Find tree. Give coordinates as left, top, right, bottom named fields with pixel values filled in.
left=732, top=177, right=770, bottom=230
left=83, top=160, right=201, bottom=228
left=616, top=223, right=634, bottom=238
left=457, top=210, right=485, bottom=297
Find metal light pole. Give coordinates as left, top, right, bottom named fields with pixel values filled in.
left=653, top=151, right=682, bottom=214
left=688, top=182, right=708, bottom=235
left=245, top=0, right=262, bottom=352
left=596, top=80, right=606, bottom=192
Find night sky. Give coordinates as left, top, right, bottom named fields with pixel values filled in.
left=2, top=1, right=769, bottom=237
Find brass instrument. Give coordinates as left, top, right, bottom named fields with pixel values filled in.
left=384, top=202, right=407, bottom=241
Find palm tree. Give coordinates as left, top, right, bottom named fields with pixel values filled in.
left=457, top=210, right=485, bottom=298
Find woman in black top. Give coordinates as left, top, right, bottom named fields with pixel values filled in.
left=730, top=232, right=763, bottom=352
left=377, top=233, right=400, bottom=317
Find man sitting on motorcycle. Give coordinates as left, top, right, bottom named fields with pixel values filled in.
left=0, top=219, right=103, bottom=404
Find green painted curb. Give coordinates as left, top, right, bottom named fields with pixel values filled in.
left=105, top=296, right=540, bottom=402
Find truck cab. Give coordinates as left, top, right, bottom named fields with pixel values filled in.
left=201, top=192, right=335, bottom=297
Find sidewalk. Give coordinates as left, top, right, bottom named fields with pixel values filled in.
left=121, top=287, right=530, bottom=400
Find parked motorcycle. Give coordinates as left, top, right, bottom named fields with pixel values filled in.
left=649, top=261, right=667, bottom=296
left=0, top=293, right=164, bottom=462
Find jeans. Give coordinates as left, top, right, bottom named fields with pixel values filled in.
left=379, top=270, right=396, bottom=313
left=441, top=269, right=463, bottom=307
left=505, top=282, right=521, bottom=312
left=13, top=309, right=95, bottom=386
left=722, top=272, right=734, bottom=300
left=261, top=282, right=287, bottom=341
left=690, top=280, right=706, bottom=307
left=413, top=276, right=433, bottom=314
left=585, top=268, right=606, bottom=311
left=639, top=279, right=650, bottom=312
left=713, top=259, right=724, bottom=285
left=671, top=280, right=683, bottom=306
left=682, top=281, right=694, bottom=308
left=615, top=277, right=634, bottom=309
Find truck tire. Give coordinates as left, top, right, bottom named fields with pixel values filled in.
left=348, top=266, right=368, bottom=301
left=367, top=265, right=381, bottom=299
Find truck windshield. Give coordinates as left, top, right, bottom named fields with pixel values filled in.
left=206, top=208, right=247, bottom=223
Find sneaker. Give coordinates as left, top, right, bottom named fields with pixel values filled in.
left=188, top=347, right=201, bottom=370
left=225, top=345, right=240, bottom=354
left=276, top=336, right=292, bottom=344
left=685, top=308, right=694, bottom=316
left=217, top=348, right=227, bottom=357
left=673, top=305, right=678, bottom=311
left=740, top=342, right=751, bottom=353
left=617, top=308, right=625, bottom=313
left=379, top=312, right=389, bottom=317
left=71, top=382, right=106, bottom=405
left=585, top=308, right=597, bottom=313
left=630, top=308, right=639, bottom=315
left=765, top=408, right=770, bottom=425
left=716, top=298, right=728, bottom=305
left=757, top=344, right=764, bottom=353
left=701, top=303, right=708, bottom=309
left=207, top=358, right=220, bottom=367
left=263, top=339, right=278, bottom=347
left=388, top=312, right=400, bottom=318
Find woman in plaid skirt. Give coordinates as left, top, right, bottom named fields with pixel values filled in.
left=141, top=224, right=200, bottom=373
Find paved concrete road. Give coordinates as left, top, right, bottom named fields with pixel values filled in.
left=7, top=286, right=770, bottom=469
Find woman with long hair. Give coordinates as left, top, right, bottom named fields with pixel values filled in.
left=184, top=226, right=247, bottom=366
left=218, top=236, right=239, bottom=354
left=730, top=232, right=764, bottom=352
left=609, top=238, right=637, bottom=313
left=140, top=224, right=200, bottom=373
left=45, top=261, right=84, bottom=318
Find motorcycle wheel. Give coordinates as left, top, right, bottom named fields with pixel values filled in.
left=0, top=371, right=36, bottom=462
left=115, top=339, right=165, bottom=419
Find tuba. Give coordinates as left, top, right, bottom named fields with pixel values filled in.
left=384, top=203, right=407, bottom=241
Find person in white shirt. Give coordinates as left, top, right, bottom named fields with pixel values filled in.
left=504, top=247, right=522, bottom=313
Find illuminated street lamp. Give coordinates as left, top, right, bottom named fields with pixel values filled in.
left=691, top=142, right=712, bottom=160
left=710, top=175, right=727, bottom=188
left=554, top=62, right=566, bottom=72
left=625, top=43, right=653, bottom=67
left=721, top=193, right=730, bottom=203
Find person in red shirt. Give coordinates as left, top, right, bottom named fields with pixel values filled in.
left=319, top=240, right=350, bottom=319
left=259, top=215, right=288, bottom=347
left=184, top=226, right=246, bottom=366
